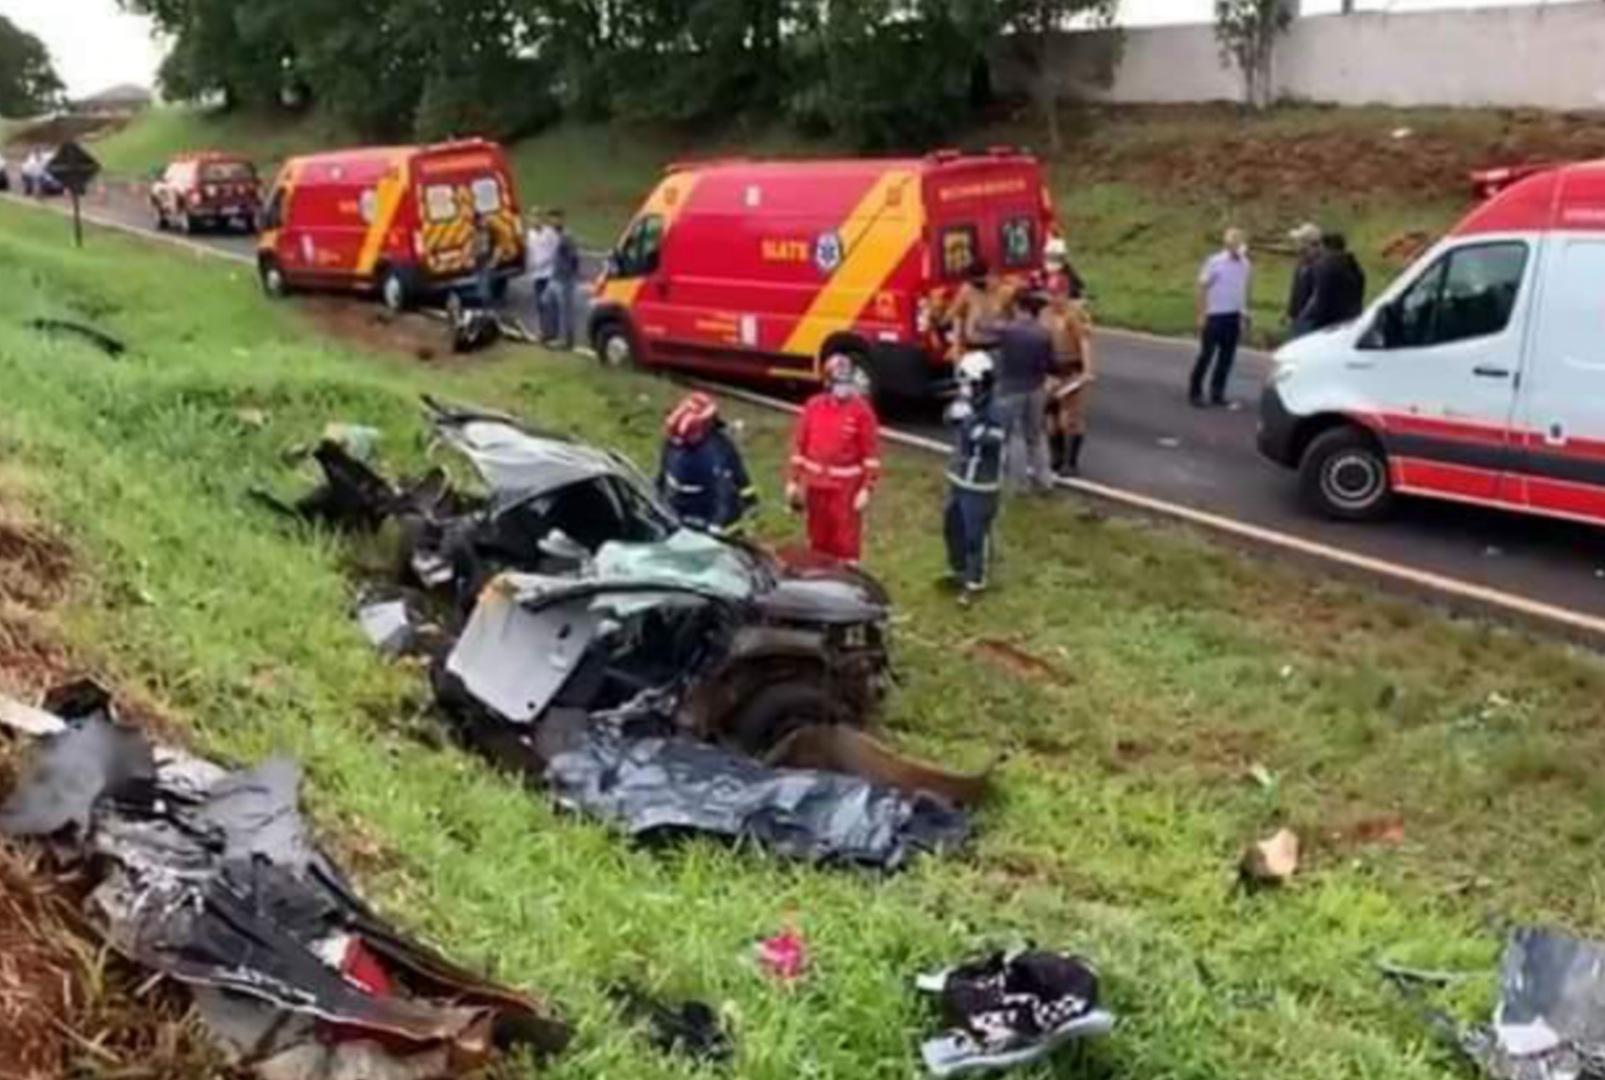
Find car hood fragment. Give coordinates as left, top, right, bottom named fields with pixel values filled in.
left=427, top=398, right=637, bottom=500
left=0, top=683, right=570, bottom=1079
left=1462, top=927, right=1605, bottom=1080
left=535, top=711, right=970, bottom=871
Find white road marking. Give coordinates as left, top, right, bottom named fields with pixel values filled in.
left=8, top=195, right=1599, bottom=639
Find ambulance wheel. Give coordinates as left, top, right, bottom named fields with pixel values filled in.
left=1300, top=426, right=1394, bottom=521
left=594, top=320, right=638, bottom=369
left=258, top=257, right=290, bottom=299
left=379, top=267, right=412, bottom=313
left=729, top=681, right=833, bottom=755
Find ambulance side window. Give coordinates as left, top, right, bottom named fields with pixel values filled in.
left=940, top=225, right=979, bottom=280
left=1377, top=242, right=1529, bottom=350
left=615, top=214, right=664, bottom=278
left=999, top=218, right=1036, bottom=269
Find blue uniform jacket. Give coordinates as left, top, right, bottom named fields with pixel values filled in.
left=945, top=394, right=1005, bottom=493
left=658, top=427, right=757, bottom=531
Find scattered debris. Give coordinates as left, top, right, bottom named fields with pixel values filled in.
left=755, top=930, right=810, bottom=983
left=1454, top=928, right=1605, bottom=1080
left=1156, top=436, right=1181, bottom=449
left=446, top=297, right=502, bottom=354
left=536, top=711, right=969, bottom=871
left=1391, top=126, right=1415, bottom=141
left=916, top=949, right=1112, bottom=1077
left=1240, top=827, right=1300, bottom=887
left=322, top=422, right=382, bottom=462
left=1247, top=762, right=1277, bottom=791
left=355, top=595, right=418, bottom=658
left=27, top=317, right=126, bottom=357
left=0, top=683, right=571, bottom=1078
left=234, top=407, right=270, bottom=430
left=608, top=983, right=733, bottom=1064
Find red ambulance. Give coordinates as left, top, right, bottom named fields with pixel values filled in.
left=587, top=149, right=1060, bottom=396
left=256, top=139, right=525, bottom=311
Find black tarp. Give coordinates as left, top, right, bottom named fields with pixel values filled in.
left=536, top=711, right=970, bottom=872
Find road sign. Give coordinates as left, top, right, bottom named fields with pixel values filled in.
left=46, top=141, right=100, bottom=195
left=46, top=142, right=101, bottom=249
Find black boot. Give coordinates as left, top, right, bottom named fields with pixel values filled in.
left=1048, top=433, right=1066, bottom=474
left=1064, top=435, right=1083, bottom=475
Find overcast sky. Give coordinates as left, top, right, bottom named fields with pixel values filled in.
left=0, top=0, right=1575, bottom=97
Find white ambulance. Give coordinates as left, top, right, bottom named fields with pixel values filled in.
left=1259, top=160, right=1605, bottom=525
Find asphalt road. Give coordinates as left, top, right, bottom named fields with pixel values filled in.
left=33, top=180, right=1605, bottom=633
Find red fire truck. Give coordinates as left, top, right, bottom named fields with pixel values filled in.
left=588, top=149, right=1060, bottom=397
left=256, top=139, right=524, bottom=311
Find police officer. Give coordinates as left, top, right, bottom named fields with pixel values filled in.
left=786, top=354, right=882, bottom=564
left=657, top=392, right=757, bottom=534
left=944, top=351, right=1006, bottom=605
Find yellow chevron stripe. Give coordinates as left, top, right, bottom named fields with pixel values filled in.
left=598, top=173, right=702, bottom=307
left=782, top=170, right=922, bottom=362
left=355, top=155, right=409, bottom=276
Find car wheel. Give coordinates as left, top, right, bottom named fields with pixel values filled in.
left=1299, top=425, right=1394, bottom=521
left=259, top=257, right=290, bottom=299
left=176, top=210, right=194, bottom=235
left=379, top=267, right=411, bottom=313
left=729, top=681, right=835, bottom=756
left=594, top=320, right=637, bottom=369
left=152, top=204, right=167, bottom=231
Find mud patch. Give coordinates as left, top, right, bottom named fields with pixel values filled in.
left=1341, top=814, right=1407, bottom=847
left=969, top=638, right=1070, bottom=686
left=297, top=296, right=464, bottom=364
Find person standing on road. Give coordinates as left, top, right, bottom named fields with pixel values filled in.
left=658, top=392, right=758, bottom=535
left=470, top=212, right=496, bottom=309
left=543, top=210, right=581, bottom=350
left=1300, top=232, right=1367, bottom=333
left=1041, top=292, right=1096, bottom=477
left=1189, top=227, right=1252, bottom=408
left=525, top=208, right=559, bottom=339
left=994, top=289, right=1055, bottom=494
left=944, top=351, right=1006, bottom=605
left=1285, top=222, right=1322, bottom=339
left=786, top=354, right=881, bottom=565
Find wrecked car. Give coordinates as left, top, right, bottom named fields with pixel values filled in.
left=401, top=399, right=895, bottom=752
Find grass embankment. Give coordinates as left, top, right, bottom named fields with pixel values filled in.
left=6, top=200, right=1605, bottom=1076
left=94, top=102, right=1597, bottom=344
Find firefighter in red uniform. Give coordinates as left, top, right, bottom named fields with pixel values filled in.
left=785, top=354, right=882, bottom=564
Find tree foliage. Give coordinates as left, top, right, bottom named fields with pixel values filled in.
left=1213, top=0, right=1293, bottom=110
left=122, top=0, right=1114, bottom=147
left=0, top=15, right=65, bottom=117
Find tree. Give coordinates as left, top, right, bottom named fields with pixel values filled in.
left=1001, top=0, right=1118, bottom=154
left=1213, top=0, right=1292, bottom=111
left=0, top=16, right=65, bottom=116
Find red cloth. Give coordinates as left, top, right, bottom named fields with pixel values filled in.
left=787, top=393, right=881, bottom=493
left=805, top=485, right=862, bottom=563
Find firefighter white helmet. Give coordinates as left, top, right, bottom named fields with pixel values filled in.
left=956, top=350, right=994, bottom=388
left=1043, top=236, right=1068, bottom=267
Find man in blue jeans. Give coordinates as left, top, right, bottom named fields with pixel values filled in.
left=540, top=210, right=581, bottom=350
left=1189, top=227, right=1252, bottom=408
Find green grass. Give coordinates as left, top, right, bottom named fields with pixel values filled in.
left=9, top=198, right=1605, bottom=1077
left=93, top=106, right=362, bottom=180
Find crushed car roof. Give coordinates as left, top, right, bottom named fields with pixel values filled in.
left=426, top=398, right=635, bottom=497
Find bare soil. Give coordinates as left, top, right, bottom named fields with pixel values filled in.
left=3, top=114, right=131, bottom=152
left=1063, top=104, right=1605, bottom=204
left=296, top=296, right=462, bottom=364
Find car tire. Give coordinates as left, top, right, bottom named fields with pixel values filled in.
left=593, top=320, right=638, bottom=369
left=729, top=681, right=835, bottom=756
left=176, top=210, right=194, bottom=235
left=1299, top=425, right=1394, bottom=521
left=259, top=257, right=290, bottom=299
left=379, top=267, right=411, bottom=313
left=152, top=204, right=167, bottom=231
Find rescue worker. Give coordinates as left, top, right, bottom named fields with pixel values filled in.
left=786, top=354, right=882, bottom=564
left=1040, top=292, right=1096, bottom=476
left=945, top=259, right=1002, bottom=360
left=1039, top=236, right=1087, bottom=301
left=470, top=212, right=496, bottom=309
left=657, top=391, right=757, bottom=534
left=944, top=351, right=1006, bottom=605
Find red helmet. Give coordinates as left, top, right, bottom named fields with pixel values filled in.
left=665, top=391, right=719, bottom=442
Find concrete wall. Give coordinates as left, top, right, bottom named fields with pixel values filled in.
left=1003, top=4, right=1605, bottom=112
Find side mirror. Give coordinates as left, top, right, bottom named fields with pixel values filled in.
left=538, top=529, right=589, bottom=564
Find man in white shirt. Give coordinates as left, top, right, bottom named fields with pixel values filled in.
left=1189, top=227, right=1253, bottom=408
left=525, top=208, right=559, bottom=339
